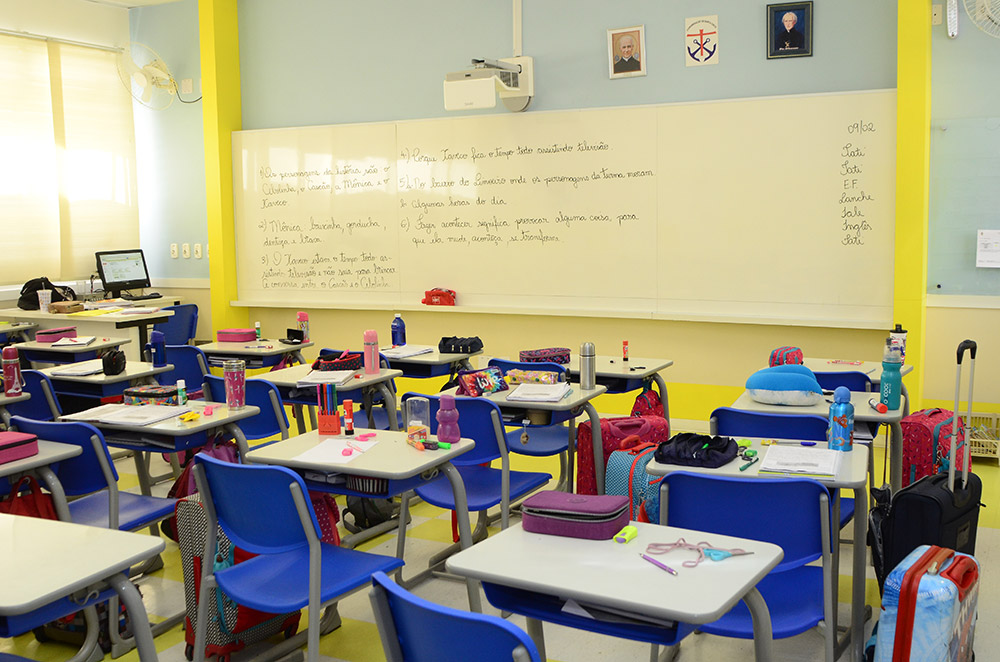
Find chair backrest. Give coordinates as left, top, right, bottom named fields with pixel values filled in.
left=400, top=392, right=505, bottom=466
left=812, top=370, right=873, bottom=392
left=660, top=471, right=831, bottom=572
left=9, top=416, right=117, bottom=498
left=193, top=453, right=318, bottom=554
left=710, top=407, right=828, bottom=441
left=152, top=304, right=199, bottom=345
left=487, top=358, right=567, bottom=381
left=369, top=571, right=540, bottom=662
left=203, top=375, right=289, bottom=440
left=144, top=344, right=210, bottom=391
left=5, top=370, right=61, bottom=421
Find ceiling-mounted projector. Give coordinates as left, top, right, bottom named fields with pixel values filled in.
left=444, top=56, right=533, bottom=112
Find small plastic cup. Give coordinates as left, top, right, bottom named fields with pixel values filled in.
left=223, top=359, right=246, bottom=409
left=405, top=397, right=430, bottom=429
left=37, top=289, right=52, bottom=312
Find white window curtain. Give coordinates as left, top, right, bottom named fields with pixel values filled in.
left=0, top=34, right=138, bottom=284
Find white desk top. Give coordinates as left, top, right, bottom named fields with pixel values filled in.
left=40, top=359, right=173, bottom=385
left=246, top=428, right=474, bottom=479
left=446, top=522, right=782, bottom=625
left=731, top=390, right=904, bottom=424
left=382, top=347, right=482, bottom=366
left=565, top=355, right=674, bottom=379
left=199, top=340, right=315, bottom=358
left=0, top=307, right=171, bottom=324
left=647, top=438, right=869, bottom=490
left=441, top=384, right=607, bottom=413
left=0, top=392, right=30, bottom=407
left=250, top=363, right=402, bottom=390
left=15, top=337, right=132, bottom=354
left=0, top=513, right=165, bottom=614
left=0, top=440, right=82, bottom=478
left=802, top=357, right=914, bottom=382
left=75, top=400, right=260, bottom=436
left=0, top=321, right=36, bottom=334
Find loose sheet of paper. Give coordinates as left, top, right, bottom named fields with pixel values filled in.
left=292, top=437, right=379, bottom=464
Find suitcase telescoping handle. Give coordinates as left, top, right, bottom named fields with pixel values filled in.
left=951, top=340, right=977, bottom=492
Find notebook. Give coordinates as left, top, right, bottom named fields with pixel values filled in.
left=295, top=370, right=356, bottom=387
left=758, top=445, right=841, bottom=477
left=52, top=336, right=96, bottom=347
left=380, top=344, right=434, bottom=359
left=506, top=382, right=572, bottom=402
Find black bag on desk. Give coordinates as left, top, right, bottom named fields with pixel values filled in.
left=438, top=336, right=483, bottom=354
left=654, top=433, right=738, bottom=468
left=102, top=349, right=126, bottom=376
left=17, top=277, right=76, bottom=310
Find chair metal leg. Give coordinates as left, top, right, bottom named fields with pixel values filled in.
left=526, top=617, right=546, bottom=662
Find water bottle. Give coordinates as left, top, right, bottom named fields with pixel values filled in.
left=580, top=342, right=596, bottom=390
left=149, top=330, right=167, bottom=367
left=391, top=313, right=406, bottom=346
left=363, top=329, right=379, bottom=375
left=890, top=323, right=907, bottom=364
left=880, top=338, right=903, bottom=411
left=296, top=312, right=310, bottom=342
left=436, top=394, right=461, bottom=445
left=827, top=386, right=854, bottom=451
left=3, top=346, right=22, bottom=397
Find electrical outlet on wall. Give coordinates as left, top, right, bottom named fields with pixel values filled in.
left=182, top=243, right=191, bottom=258
left=193, top=243, right=202, bottom=259
left=181, top=78, right=193, bottom=95
left=932, top=4, right=943, bottom=25
left=170, top=243, right=179, bottom=259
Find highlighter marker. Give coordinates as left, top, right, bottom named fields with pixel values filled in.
left=344, top=399, right=355, bottom=435
left=614, top=525, right=637, bottom=543
left=869, top=398, right=888, bottom=414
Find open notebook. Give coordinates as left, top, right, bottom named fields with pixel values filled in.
left=295, top=370, right=356, bottom=387
left=758, top=445, right=841, bottom=477
left=506, top=382, right=571, bottom=402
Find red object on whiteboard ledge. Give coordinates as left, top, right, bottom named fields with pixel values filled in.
left=422, top=288, right=456, bottom=306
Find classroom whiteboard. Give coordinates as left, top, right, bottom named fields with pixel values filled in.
left=233, top=90, right=896, bottom=327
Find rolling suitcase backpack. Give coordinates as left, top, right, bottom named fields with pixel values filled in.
left=874, top=544, right=979, bottom=662
left=175, top=494, right=301, bottom=662
left=877, top=340, right=984, bottom=589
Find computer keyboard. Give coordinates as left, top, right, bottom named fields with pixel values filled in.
left=121, top=292, right=162, bottom=301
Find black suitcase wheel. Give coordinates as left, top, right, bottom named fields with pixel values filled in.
left=184, top=644, right=194, bottom=661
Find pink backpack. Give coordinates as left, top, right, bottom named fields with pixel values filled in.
left=900, top=408, right=967, bottom=488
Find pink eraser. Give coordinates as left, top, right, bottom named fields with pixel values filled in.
left=203, top=405, right=215, bottom=416
left=356, top=433, right=376, bottom=441
left=342, top=448, right=353, bottom=456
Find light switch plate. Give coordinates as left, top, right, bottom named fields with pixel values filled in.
left=170, top=243, right=178, bottom=259
left=193, top=243, right=202, bottom=259
left=181, top=78, right=193, bottom=95
left=932, top=4, right=943, bottom=25
left=182, top=243, right=191, bottom=258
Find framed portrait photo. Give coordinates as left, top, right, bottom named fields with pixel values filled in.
left=609, top=25, right=646, bottom=79
left=767, top=2, right=812, bottom=59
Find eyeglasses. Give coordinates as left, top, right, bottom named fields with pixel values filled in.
left=644, top=537, right=754, bottom=567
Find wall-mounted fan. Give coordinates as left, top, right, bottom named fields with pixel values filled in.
left=964, top=0, right=1000, bottom=38
left=117, top=42, right=177, bottom=110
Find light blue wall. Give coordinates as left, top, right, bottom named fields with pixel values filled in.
left=130, top=0, right=207, bottom=280
left=927, top=19, right=1000, bottom=295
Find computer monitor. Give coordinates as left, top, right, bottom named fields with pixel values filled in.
left=95, top=249, right=151, bottom=298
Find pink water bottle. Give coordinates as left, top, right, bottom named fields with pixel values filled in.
left=296, top=312, right=310, bottom=342
left=363, top=329, right=379, bottom=375
left=436, top=394, right=461, bottom=445
left=3, top=346, right=22, bottom=397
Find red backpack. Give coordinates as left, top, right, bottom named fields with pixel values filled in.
left=899, top=408, right=967, bottom=488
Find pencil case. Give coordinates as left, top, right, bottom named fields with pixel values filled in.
left=505, top=369, right=561, bottom=385
left=0, top=431, right=39, bottom=465
left=123, top=385, right=180, bottom=406
left=519, top=347, right=571, bottom=365
left=216, top=328, right=257, bottom=342
left=36, top=326, right=77, bottom=343
left=521, top=490, right=629, bottom=540
left=49, top=301, right=85, bottom=314
left=312, top=351, right=363, bottom=371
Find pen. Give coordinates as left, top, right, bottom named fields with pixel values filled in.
left=640, top=553, right=678, bottom=575
left=739, top=456, right=760, bottom=471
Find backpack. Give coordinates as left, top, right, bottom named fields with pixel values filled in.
left=343, top=497, right=396, bottom=533
left=17, top=277, right=76, bottom=310
left=630, top=384, right=664, bottom=418
left=899, top=408, right=967, bottom=488
left=604, top=438, right=660, bottom=520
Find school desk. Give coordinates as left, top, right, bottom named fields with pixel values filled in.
left=199, top=339, right=314, bottom=369
left=0, top=439, right=81, bottom=521
left=647, top=439, right=870, bottom=662
left=565, top=355, right=674, bottom=419
left=73, top=400, right=259, bottom=496
left=0, top=307, right=171, bottom=362
left=13, top=336, right=132, bottom=367
left=446, top=521, right=782, bottom=662
left=729, top=389, right=905, bottom=491
left=381, top=345, right=481, bottom=378
left=0, top=392, right=30, bottom=427
left=802, top=357, right=915, bottom=416
left=0, top=513, right=164, bottom=662
left=0, top=321, right=36, bottom=343
left=249, top=363, right=403, bottom=433
left=441, top=383, right=608, bottom=493
left=39, top=359, right=172, bottom=406
left=245, top=428, right=482, bottom=612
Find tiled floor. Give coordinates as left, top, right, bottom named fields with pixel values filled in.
left=3, top=435, right=997, bottom=662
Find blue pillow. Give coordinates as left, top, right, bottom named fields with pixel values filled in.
left=746, top=366, right=823, bottom=406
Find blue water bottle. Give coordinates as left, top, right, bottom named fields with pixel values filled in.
left=879, top=338, right=903, bottom=411
left=828, top=386, right=854, bottom=452
left=391, top=313, right=406, bottom=346
left=149, top=330, right=166, bottom=367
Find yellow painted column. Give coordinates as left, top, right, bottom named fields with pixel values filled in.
left=894, top=2, right=932, bottom=408
left=200, top=0, right=247, bottom=331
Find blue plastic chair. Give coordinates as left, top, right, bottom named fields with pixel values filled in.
left=812, top=370, right=874, bottom=393
left=320, top=348, right=402, bottom=429
left=152, top=304, right=198, bottom=345
left=4, top=370, right=62, bottom=421
left=660, top=471, right=835, bottom=662
left=369, top=571, right=541, bottom=662
left=203, top=375, right=289, bottom=445
left=487, top=359, right=574, bottom=489
left=710, top=406, right=855, bottom=531
left=143, top=343, right=210, bottom=399
left=191, top=454, right=404, bottom=662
